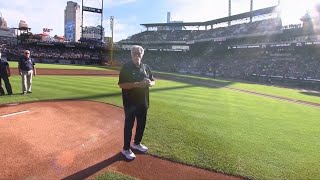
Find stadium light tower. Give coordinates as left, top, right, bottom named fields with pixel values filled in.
left=81, top=0, right=104, bottom=42
left=277, top=0, right=281, bottom=18
left=250, top=0, right=253, bottom=22
left=228, top=0, right=231, bottom=26
left=110, top=16, right=114, bottom=62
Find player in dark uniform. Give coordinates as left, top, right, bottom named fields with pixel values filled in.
left=0, top=52, right=12, bottom=96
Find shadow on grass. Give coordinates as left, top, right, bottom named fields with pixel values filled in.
left=300, top=91, right=320, bottom=98
left=0, top=85, right=195, bottom=107
left=155, top=72, right=234, bottom=89
left=62, top=153, right=127, bottom=180
left=62, top=151, right=152, bottom=180
left=72, top=84, right=195, bottom=101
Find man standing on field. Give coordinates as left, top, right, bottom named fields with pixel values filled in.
left=118, top=45, right=155, bottom=160
left=18, top=50, right=36, bottom=95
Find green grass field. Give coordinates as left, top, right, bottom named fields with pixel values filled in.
left=95, top=171, right=136, bottom=180
left=1, top=65, right=320, bottom=179
left=230, top=82, right=320, bottom=104
left=8, top=61, right=115, bottom=71
left=156, top=72, right=320, bottom=104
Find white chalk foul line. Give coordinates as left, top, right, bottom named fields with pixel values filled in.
left=0, top=110, right=30, bottom=118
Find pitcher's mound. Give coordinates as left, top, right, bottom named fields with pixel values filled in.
left=0, top=101, right=242, bottom=180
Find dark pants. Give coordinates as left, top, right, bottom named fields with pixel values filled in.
left=123, top=105, right=148, bottom=150
left=0, top=74, right=12, bottom=95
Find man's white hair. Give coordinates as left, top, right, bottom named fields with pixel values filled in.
left=131, top=45, right=144, bottom=54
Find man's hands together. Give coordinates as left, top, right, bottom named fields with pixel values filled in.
left=135, top=78, right=152, bottom=88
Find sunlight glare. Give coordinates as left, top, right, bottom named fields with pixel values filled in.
left=280, top=0, right=319, bottom=25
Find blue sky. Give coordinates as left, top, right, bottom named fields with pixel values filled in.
left=0, top=0, right=319, bottom=42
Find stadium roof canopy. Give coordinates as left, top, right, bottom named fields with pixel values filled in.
left=141, top=5, right=279, bottom=29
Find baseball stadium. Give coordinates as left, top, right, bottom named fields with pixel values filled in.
left=1, top=0, right=320, bottom=179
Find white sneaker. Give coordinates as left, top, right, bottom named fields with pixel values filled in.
left=131, top=143, right=148, bottom=153
left=121, top=149, right=136, bottom=160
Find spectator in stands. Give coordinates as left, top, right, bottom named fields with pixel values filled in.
left=18, top=50, right=37, bottom=95
left=118, top=45, right=155, bottom=160
left=0, top=52, right=13, bottom=95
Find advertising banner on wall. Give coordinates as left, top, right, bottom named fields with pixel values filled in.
left=83, top=6, right=102, bottom=13
left=65, top=21, right=75, bottom=41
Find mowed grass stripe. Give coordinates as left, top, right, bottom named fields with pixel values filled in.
left=2, top=76, right=121, bottom=104
left=230, top=83, right=320, bottom=105
left=40, top=76, right=119, bottom=90
left=157, top=72, right=320, bottom=104
left=8, top=61, right=113, bottom=71
left=37, top=81, right=106, bottom=95
left=37, top=77, right=118, bottom=93
left=37, top=81, right=120, bottom=102
left=37, top=76, right=118, bottom=88
left=152, top=86, right=291, bottom=111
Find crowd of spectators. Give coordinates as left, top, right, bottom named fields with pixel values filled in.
left=2, top=44, right=101, bottom=61
left=114, top=44, right=320, bottom=87
left=124, top=18, right=282, bottom=43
